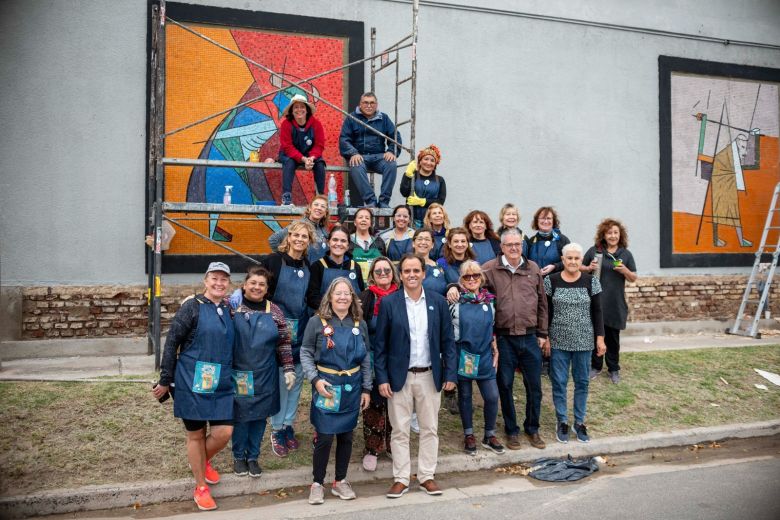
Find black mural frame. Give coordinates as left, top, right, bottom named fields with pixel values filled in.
left=145, top=1, right=364, bottom=274
left=659, top=55, right=780, bottom=268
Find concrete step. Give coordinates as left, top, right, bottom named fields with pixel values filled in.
left=0, top=337, right=148, bottom=360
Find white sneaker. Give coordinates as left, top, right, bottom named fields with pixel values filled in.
left=410, top=413, right=420, bottom=434
left=331, top=479, right=357, bottom=500
left=308, top=482, right=325, bottom=505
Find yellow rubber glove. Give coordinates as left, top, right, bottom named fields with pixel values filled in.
left=284, top=371, right=296, bottom=391
left=404, top=160, right=417, bottom=178
left=407, top=194, right=427, bottom=207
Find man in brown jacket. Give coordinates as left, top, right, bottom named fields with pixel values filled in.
left=482, top=228, right=548, bottom=450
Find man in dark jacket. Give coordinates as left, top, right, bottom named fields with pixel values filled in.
left=374, top=254, right=457, bottom=498
left=482, top=228, right=549, bottom=451
left=339, top=92, right=402, bottom=208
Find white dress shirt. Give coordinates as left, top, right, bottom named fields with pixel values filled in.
left=404, top=289, right=431, bottom=368
left=501, top=254, right=524, bottom=273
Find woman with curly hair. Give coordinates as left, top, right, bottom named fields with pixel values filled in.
left=581, top=218, right=638, bottom=384
left=463, top=210, right=501, bottom=265
left=424, top=203, right=451, bottom=260
left=400, top=144, right=447, bottom=228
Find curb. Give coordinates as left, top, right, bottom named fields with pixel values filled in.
left=2, top=419, right=778, bottom=518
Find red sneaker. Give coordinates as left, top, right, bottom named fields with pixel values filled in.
left=204, top=460, right=220, bottom=485
left=193, top=485, right=217, bottom=511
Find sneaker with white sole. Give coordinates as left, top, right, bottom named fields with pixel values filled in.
left=308, top=482, right=325, bottom=505
left=331, top=479, right=357, bottom=500
left=233, top=459, right=248, bottom=476
left=574, top=423, right=590, bottom=443
left=556, top=423, right=569, bottom=444
left=193, top=485, right=217, bottom=511
left=247, top=459, right=262, bottom=477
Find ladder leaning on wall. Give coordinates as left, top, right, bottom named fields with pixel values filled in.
left=727, top=182, right=780, bottom=339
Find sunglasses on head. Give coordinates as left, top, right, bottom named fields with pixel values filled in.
left=461, top=273, right=481, bottom=281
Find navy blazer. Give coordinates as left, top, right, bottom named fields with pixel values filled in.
left=373, top=288, right=457, bottom=392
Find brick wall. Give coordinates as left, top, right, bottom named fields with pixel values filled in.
left=18, top=275, right=780, bottom=338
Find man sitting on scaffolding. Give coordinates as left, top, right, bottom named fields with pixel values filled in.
left=339, top=92, right=402, bottom=208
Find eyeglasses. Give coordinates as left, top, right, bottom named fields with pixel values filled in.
left=502, top=242, right=523, bottom=249
left=360, top=100, right=377, bottom=105
left=461, top=273, right=481, bottom=281
left=374, top=268, right=392, bottom=275
left=414, top=236, right=433, bottom=242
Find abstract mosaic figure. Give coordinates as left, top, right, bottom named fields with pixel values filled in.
left=694, top=103, right=760, bottom=248
left=186, top=79, right=319, bottom=242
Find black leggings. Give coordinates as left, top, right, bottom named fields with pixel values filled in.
left=312, top=431, right=353, bottom=484
left=592, top=326, right=621, bottom=372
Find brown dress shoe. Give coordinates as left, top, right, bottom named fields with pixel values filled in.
left=506, top=434, right=522, bottom=450
left=525, top=432, right=546, bottom=449
left=419, top=479, right=443, bottom=495
left=386, top=481, right=408, bottom=498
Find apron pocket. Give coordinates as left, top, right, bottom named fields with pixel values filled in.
left=192, top=361, right=221, bottom=394
left=458, top=350, right=481, bottom=378
left=232, top=370, right=255, bottom=397
left=314, top=384, right=342, bottom=412
left=285, top=318, right=299, bottom=344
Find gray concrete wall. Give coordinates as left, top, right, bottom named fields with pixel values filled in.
left=1, top=0, right=779, bottom=287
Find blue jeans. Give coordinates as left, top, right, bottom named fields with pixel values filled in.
left=550, top=349, right=591, bottom=425
left=279, top=154, right=326, bottom=195
left=232, top=419, right=267, bottom=460
left=457, top=377, right=499, bottom=437
left=496, top=334, right=542, bottom=435
left=349, top=153, right=396, bottom=206
left=270, top=363, right=304, bottom=431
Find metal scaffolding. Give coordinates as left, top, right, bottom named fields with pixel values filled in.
left=146, top=0, right=420, bottom=369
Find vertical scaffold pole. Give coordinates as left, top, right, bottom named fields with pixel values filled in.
left=370, top=27, right=376, bottom=93
left=410, top=0, right=419, bottom=157
left=146, top=3, right=160, bottom=357
left=152, top=0, right=167, bottom=371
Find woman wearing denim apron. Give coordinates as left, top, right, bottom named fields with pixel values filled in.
left=152, top=262, right=235, bottom=511
left=307, top=225, right=364, bottom=310
left=423, top=203, right=451, bottom=260
left=300, top=277, right=371, bottom=504
left=464, top=210, right=501, bottom=266
left=261, top=220, right=313, bottom=458
left=449, top=260, right=504, bottom=456
left=268, top=195, right=331, bottom=264
left=412, top=228, right=447, bottom=296
left=400, top=144, right=447, bottom=229
left=436, top=227, right=476, bottom=285
left=379, top=205, right=415, bottom=263
left=229, top=266, right=294, bottom=478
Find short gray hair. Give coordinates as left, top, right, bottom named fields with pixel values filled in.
left=561, top=242, right=583, bottom=256
left=500, top=227, right=523, bottom=244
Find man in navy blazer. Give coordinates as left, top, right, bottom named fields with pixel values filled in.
left=374, top=254, right=457, bottom=498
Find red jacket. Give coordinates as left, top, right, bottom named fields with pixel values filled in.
left=279, top=116, right=325, bottom=162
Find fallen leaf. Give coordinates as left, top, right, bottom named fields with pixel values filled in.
left=133, top=502, right=141, bottom=510
left=709, top=441, right=721, bottom=449
left=720, top=377, right=729, bottom=385
left=258, top=490, right=270, bottom=496
left=689, top=444, right=703, bottom=451
left=274, top=488, right=289, bottom=499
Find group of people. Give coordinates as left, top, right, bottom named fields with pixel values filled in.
left=153, top=189, right=638, bottom=510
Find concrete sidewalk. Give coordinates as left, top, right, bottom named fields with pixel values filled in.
left=1, top=320, right=778, bottom=381
left=1, top=421, right=778, bottom=518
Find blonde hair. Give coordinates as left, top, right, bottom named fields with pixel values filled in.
left=498, top=203, right=521, bottom=228
left=423, top=203, right=451, bottom=230
left=278, top=220, right=314, bottom=255
left=459, top=259, right=485, bottom=285
left=317, top=277, right=363, bottom=321
left=303, top=195, right=330, bottom=226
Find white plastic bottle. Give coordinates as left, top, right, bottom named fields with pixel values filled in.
left=327, top=173, right=338, bottom=212
left=223, top=185, right=233, bottom=205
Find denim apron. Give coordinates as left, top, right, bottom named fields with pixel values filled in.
left=431, top=228, right=446, bottom=260
left=456, top=301, right=495, bottom=380
left=412, top=175, right=440, bottom=227
left=310, top=319, right=367, bottom=434
left=528, top=232, right=562, bottom=271
left=441, top=259, right=463, bottom=284
left=319, top=258, right=361, bottom=295
left=471, top=239, right=496, bottom=266
left=272, top=259, right=310, bottom=363
left=422, top=264, right=447, bottom=295
left=174, top=297, right=235, bottom=420
left=232, top=302, right=280, bottom=422
left=386, top=237, right=412, bottom=262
